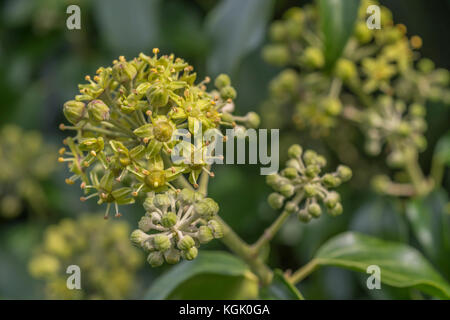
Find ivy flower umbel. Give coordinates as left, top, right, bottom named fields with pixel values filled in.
left=130, top=188, right=223, bottom=267
left=59, top=50, right=252, bottom=219
left=266, top=144, right=352, bottom=222
left=29, top=215, right=142, bottom=300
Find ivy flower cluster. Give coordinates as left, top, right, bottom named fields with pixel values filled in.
left=266, top=144, right=352, bottom=222
left=261, top=1, right=449, bottom=139
left=0, top=125, right=56, bottom=219
left=59, top=49, right=254, bottom=219
left=29, top=215, right=142, bottom=299
left=130, top=189, right=223, bottom=267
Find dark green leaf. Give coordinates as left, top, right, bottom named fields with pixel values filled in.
left=318, top=0, right=360, bottom=69
left=93, top=0, right=161, bottom=56
left=205, top=0, right=275, bottom=76
left=314, top=232, right=450, bottom=299
left=260, top=269, right=304, bottom=300
left=144, top=251, right=259, bottom=300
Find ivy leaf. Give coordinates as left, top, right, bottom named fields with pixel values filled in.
left=260, top=269, right=304, bottom=300
left=313, top=232, right=450, bottom=299
left=318, top=0, right=360, bottom=69
left=144, top=251, right=259, bottom=299
left=406, top=190, right=450, bottom=278
left=205, top=0, right=275, bottom=76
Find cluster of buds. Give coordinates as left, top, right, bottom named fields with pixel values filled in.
left=261, top=1, right=449, bottom=141
left=29, top=215, right=142, bottom=299
left=363, top=96, right=427, bottom=167
left=59, top=50, right=256, bottom=219
left=266, top=144, right=352, bottom=222
left=0, top=125, right=56, bottom=219
left=130, top=189, right=223, bottom=267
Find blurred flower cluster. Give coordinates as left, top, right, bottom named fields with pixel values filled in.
left=0, top=125, right=56, bottom=219
left=261, top=0, right=449, bottom=195
left=131, top=188, right=223, bottom=267
left=29, top=215, right=142, bottom=299
left=267, top=144, right=352, bottom=222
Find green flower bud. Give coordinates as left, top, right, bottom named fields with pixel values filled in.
left=179, top=188, right=196, bottom=204
left=130, top=229, right=149, bottom=246
left=146, top=85, right=169, bottom=107
left=279, top=183, right=295, bottom=197
left=178, top=235, right=195, bottom=250
left=183, top=247, right=198, bottom=261
left=154, top=234, right=171, bottom=251
left=387, top=151, right=405, bottom=168
left=336, top=165, right=352, bottom=182
left=143, top=195, right=156, bottom=211
left=153, top=121, right=173, bottom=142
left=354, top=21, right=373, bottom=44
left=322, top=174, right=341, bottom=187
left=198, top=226, right=214, bottom=244
left=262, top=45, right=290, bottom=66
left=112, top=61, right=137, bottom=82
left=285, top=201, right=298, bottom=213
left=164, top=248, right=181, bottom=264
left=266, top=174, right=283, bottom=188
left=325, top=191, right=340, bottom=209
left=396, top=121, right=411, bottom=136
left=372, top=175, right=390, bottom=193
left=288, top=144, right=303, bottom=159
left=214, top=74, right=231, bottom=89
left=281, top=167, right=298, bottom=179
left=413, top=135, right=427, bottom=151
left=161, top=212, right=177, bottom=228
left=63, top=100, right=86, bottom=124
left=305, top=164, right=320, bottom=178
left=138, top=216, right=152, bottom=232
left=298, top=209, right=312, bottom=223
left=409, top=103, right=426, bottom=118
left=307, top=203, right=322, bottom=218
left=335, top=59, right=357, bottom=81
left=269, top=21, right=287, bottom=42
left=208, top=220, right=223, bottom=238
left=147, top=251, right=164, bottom=267
left=303, top=150, right=317, bottom=165
left=145, top=170, right=167, bottom=190
left=329, top=202, right=343, bottom=216
left=304, top=184, right=318, bottom=197
left=220, top=86, right=237, bottom=100
left=194, top=198, right=219, bottom=218
left=417, top=58, right=435, bottom=73
left=302, top=47, right=324, bottom=69
left=321, top=98, right=342, bottom=116
left=268, top=192, right=285, bottom=210
left=245, top=112, right=260, bottom=129
left=87, top=100, right=110, bottom=122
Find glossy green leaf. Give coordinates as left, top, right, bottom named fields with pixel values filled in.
left=318, top=0, right=360, bottom=69
left=314, top=232, right=450, bottom=299
left=260, top=269, right=304, bottom=300
left=205, top=0, right=275, bottom=76
left=406, top=190, right=450, bottom=278
left=144, top=251, right=259, bottom=300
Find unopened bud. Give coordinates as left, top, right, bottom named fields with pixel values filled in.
left=147, top=251, right=164, bottom=267
left=161, top=212, right=177, bottom=228
left=154, top=234, right=171, bottom=251
left=178, top=235, right=195, bottom=250
left=63, top=100, right=86, bottom=124
left=268, top=192, right=285, bottom=210
left=87, top=100, right=110, bottom=122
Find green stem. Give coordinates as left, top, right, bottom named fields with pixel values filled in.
left=404, top=151, right=431, bottom=197
left=288, top=259, right=318, bottom=285
left=251, top=193, right=304, bottom=254
left=198, top=166, right=211, bottom=196
left=216, top=216, right=274, bottom=286
left=430, top=157, right=445, bottom=188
